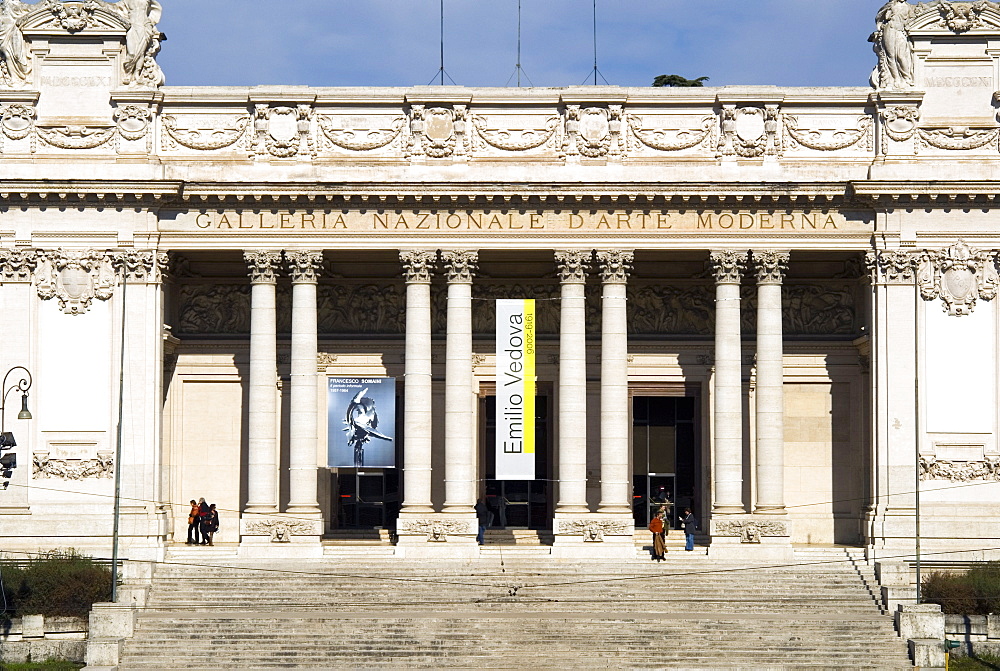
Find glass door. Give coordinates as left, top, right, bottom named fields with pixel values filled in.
left=632, top=396, right=697, bottom=529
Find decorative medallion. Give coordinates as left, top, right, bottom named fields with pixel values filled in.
left=916, top=240, right=998, bottom=315
left=35, top=250, right=116, bottom=315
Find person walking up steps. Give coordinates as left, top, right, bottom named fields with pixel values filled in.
left=681, top=507, right=698, bottom=552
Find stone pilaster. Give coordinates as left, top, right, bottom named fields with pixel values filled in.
left=285, top=250, right=322, bottom=517
left=753, top=250, right=788, bottom=514
left=596, top=250, right=633, bottom=516
left=243, top=250, right=281, bottom=515
left=710, top=250, right=747, bottom=515
left=398, top=250, right=436, bottom=516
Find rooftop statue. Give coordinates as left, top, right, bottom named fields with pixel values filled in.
left=118, top=0, right=163, bottom=87
left=872, top=0, right=918, bottom=89
left=0, top=0, right=30, bottom=86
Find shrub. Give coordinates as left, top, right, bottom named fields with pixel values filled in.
left=923, top=561, right=1000, bottom=615
left=0, top=551, right=113, bottom=618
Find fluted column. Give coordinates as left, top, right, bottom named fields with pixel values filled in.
left=597, top=250, right=633, bottom=514
left=399, top=250, right=437, bottom=514
left=441, top=250, right=478, bottom=516
left=754, top=250, right=789, bottom=514
left=711, top=250, right=748, bottom=515
left=554, top=250, right=591, bottom=514
left=285, top=250, right=322, bottom=515
left=244, top=250, right=282, bottom=514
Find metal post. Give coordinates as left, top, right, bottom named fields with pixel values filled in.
left=111, top=276, right=127, bottom=602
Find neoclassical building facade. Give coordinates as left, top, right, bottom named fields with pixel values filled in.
left=0, top=0, right=997, bottom=561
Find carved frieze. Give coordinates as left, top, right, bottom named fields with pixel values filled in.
left=714, top=519, right=788, bottom=542
left=318, top=116, right=405, bottom=152
left=242, top=518, right=322, bottom=541
left=554, top=519, right=633, bottom=540
left=920, top=455, right=1000, bottom=481
left=596, top=250, right=633, bottom=284
left=35, top=250, right=116, bottom=315
left=399, top=250, right=437, bottom=283
left=177, top=284, right=251, bottom=334
left=470, top=283, right=559, bottom=334
left=397, top=518, right=475, bottom=541
left=441, top=250, right=478, bottom=283
left=783, top=115, right=873, bottom=152
left=629, top=285, right=714, bottom=336
left=916, top=240, right=998, bottom=315
left=317, top=284, right=405, bottom=335
left=161, top=115, right=250, bottom=151
left=709, top=250, right=748, bottom=284
left=627, top=115, right=714, bottom=152
left=36, top=124, right=116, bottom=150
left=32, top=450, right=114, bottom=480
left=472, top=114, right=560, bottom=153
left=918, top=126, right=999, bottom=151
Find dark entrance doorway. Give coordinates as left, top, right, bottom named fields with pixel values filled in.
left=632, top=396, right=699, bottom=530
left=481, top=394, right=551, bottom=529
left=335, top=469, right=399, bottom=529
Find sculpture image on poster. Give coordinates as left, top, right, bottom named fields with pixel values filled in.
left=327, top=377, right=396, bottom=468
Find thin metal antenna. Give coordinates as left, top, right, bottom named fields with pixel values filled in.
left=428, top=0, right=457, bottom=85
left=505, top=0, right=533, bottom=87
left=593, top=0, right=597, bottom=86
left=582, top=0, right=609, bottom=86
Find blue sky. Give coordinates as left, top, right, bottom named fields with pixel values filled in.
left=155, top=1, right=882, bottom=89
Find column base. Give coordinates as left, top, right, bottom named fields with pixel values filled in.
left=284, top=504, right=322, bottom=515
left=707, top=515, right=793, bottom=562
left=395, top=513, right=477, bottom=555
left=551, top=512, right=635, bottom=558
left=239, top=514, right=322, bottom=558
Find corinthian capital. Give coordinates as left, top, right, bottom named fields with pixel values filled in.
left=0, top=248, right=36, bottom=282
left=709, top=250, right=748, bottom=284
left=285, top=250, right=323, bottom=283
left=865, top=249, right=917, bottom=285
left=596, top=250, right=633, bottom=284
left=753, top=250, right=789, bottom=285
left=399, top=250, right=437, bottom=283
left=111, top=250, right=169, bottom=283
left=244, top=250, right=282, bottom=284
left=554, top=250, right=591, bottom=283
left=441, top=250, right=478, bottom=283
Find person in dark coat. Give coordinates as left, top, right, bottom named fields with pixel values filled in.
left=681, top=507, right=698, bottom=552
left=474, top=497, right=493, bottom=546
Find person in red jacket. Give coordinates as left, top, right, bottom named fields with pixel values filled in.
left=648, top=511, right=666, bottom=561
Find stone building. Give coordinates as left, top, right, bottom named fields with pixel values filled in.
left=0, top=0, right=996, bottom=563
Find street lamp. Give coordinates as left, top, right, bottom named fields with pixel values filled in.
left=0, top=366, right=32, bottom=490
left=1, top=365, right=32, bottom=432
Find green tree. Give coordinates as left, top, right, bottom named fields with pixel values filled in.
left=652, top=74, right=709, bottom=87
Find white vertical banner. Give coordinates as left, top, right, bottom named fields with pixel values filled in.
left=495, top=299, right=535, bottom=480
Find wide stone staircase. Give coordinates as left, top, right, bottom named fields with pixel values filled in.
left=116, top=546, right=912, bottom=669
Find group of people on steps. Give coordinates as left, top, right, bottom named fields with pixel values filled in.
left=649, top=507, right=697, bottom=561
left=186, top=497, right=220, bottom=545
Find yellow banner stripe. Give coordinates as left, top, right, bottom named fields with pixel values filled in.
left=523, top=299, right=535, bottom=455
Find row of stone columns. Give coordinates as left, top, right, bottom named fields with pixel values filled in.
left=710, top=250, right=790, bottom=516
left=240, top=246, right=789, bottom=526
